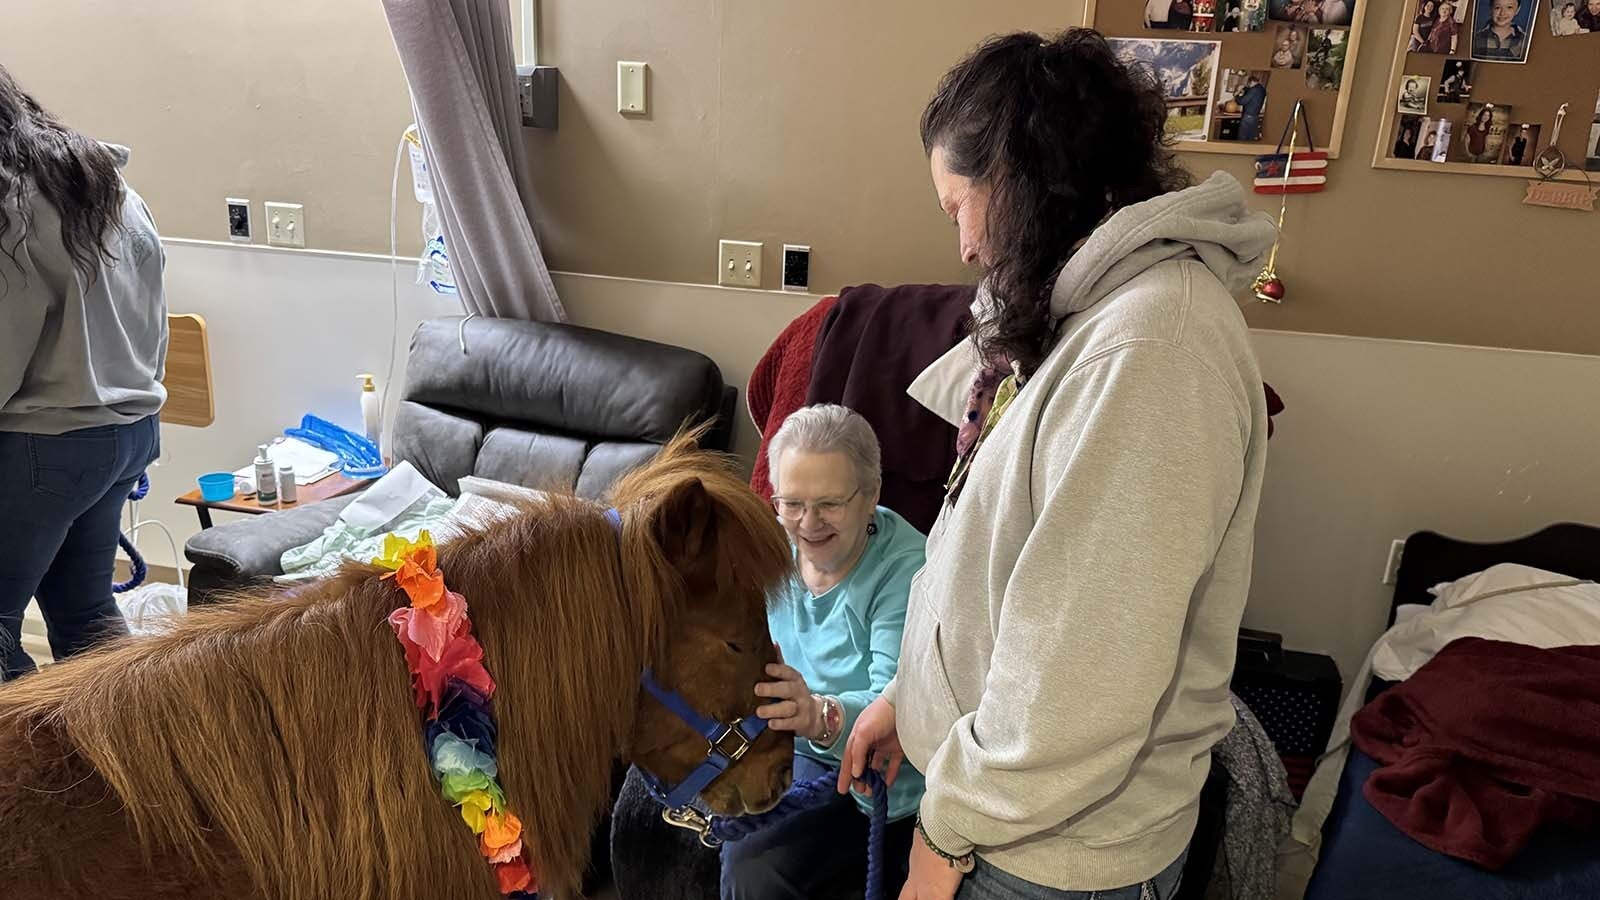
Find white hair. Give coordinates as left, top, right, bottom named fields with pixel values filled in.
left=766, top=404, right=882, bottom=494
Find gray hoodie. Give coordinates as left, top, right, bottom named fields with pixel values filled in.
left=884, top=172, right=1276, bottom=890
left=0, top=144, right=167, bottom=435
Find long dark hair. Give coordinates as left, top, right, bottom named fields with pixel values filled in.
left=921, top=30, right=1190, bottom=376
left=0, top=64, right=124, bottom=279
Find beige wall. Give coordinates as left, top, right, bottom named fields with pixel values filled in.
left=5, top=1, right=1597, bottom=355
left=0, top=0, right=422, bottom=257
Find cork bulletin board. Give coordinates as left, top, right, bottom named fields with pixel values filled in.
left=1085, top=0, right=1373, bottom=157
left=1373, top=0, right=1600, bottom=181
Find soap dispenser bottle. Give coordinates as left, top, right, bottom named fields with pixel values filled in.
left=254, top=444, right=278, bottom=504
left=358, top=374, right=382, bottom=449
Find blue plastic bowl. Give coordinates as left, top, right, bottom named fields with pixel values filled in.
left=198, top=472, right=236, bottom=502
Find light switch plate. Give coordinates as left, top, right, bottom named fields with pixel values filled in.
left=617, top=61, right=647, bottom=115
left=264, top=201, right=305, bottom=248
left=718, top=240, right=762, bottom=288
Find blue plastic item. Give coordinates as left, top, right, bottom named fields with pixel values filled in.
left=198, top=472, right=236, bottom=502
left=283, top=414, right=388, bottom=479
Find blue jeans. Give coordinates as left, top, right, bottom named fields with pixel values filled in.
left=957, top=849, right=1187, bottom=900
left=0, top=416, right=160, bottom=680
left=720, top=753, right=916, bottom=899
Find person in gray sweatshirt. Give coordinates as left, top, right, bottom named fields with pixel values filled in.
left=838, top=31, right=1275, bottom=900
left=0, top=65, right=166, bottom=680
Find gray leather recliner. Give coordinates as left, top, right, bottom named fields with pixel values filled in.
left=183, top=315, right=736, bottom=605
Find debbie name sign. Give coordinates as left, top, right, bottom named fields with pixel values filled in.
left=1522, top=181, right=1597, bottom=212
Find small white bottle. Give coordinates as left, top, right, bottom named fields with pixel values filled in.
left=277, top=463, right=298, bottom=504
left=358, top=374, right=382, bottom=448
left=254, top=444, right=278, bottom=504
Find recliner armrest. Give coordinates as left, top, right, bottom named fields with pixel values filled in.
left=184, top=493, right=363, bottom=600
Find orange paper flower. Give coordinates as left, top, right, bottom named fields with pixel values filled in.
left=480, top=810, right=523, bottom=855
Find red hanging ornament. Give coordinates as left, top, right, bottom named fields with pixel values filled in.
left=1252, top=101, right=1306, bottom=304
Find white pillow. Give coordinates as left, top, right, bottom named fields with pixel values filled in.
left=1428, top=562, right=1591, bottom=609
left=438, top=476, right=550, bottom=535
left=457, top=475, right=548, bottom=504
left=1371, top=563, right=1600, bottom=681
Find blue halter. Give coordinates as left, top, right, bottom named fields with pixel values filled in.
left=604, top=508, right=770, bottom=812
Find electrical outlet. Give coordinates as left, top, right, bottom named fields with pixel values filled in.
left=718, top=240, right=762, bottom=288
left=226, top=198, right=251, bottom=242
left=264, top=201, right=305, bottom=248
left=782, top=244, right=810, bottom=292
left=1381, top=539, right=1405, bottom=585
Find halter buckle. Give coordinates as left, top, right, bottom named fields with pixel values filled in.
left=710, top=718, right=752, bottom=763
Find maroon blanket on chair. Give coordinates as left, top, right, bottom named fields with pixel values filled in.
left=805, top=283, right=972, bottom=534
left=747, top=295, right=838, bottom=501
left=1350, top=637, right=1600, bottom=869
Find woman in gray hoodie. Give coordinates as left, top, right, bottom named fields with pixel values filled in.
left=0, top=65, right=166, bottom=680
left=839, top=31, right=1275, bottom=900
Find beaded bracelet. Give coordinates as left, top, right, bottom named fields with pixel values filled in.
left=915, top=815, right=976, bottom=874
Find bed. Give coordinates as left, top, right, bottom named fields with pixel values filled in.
left=1300, top=523, right=1600, bottom=900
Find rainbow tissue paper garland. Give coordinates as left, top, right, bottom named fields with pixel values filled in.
left=375, top=531, right=539, bottom=897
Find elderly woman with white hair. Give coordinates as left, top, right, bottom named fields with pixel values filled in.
left=719, top=403, right=927, bottom=899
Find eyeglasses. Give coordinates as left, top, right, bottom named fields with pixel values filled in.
left=772, top=488, right=860, bottom=523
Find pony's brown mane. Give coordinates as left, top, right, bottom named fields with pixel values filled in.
left=0, top=432, right=793, bottom=899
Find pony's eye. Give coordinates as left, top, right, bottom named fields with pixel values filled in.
left=725, top=641, right=742, bottom=653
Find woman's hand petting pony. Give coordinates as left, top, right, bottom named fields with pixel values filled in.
left=753, top=645, right=828, bottom=740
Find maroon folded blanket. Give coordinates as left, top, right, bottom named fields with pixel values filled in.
left=748, top=295, right=837, bottom=500
left=1350, top=637, right=1600, bottom=869
left=806, top=283, right=972, bottom=534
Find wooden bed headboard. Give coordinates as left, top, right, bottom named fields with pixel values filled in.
left=1389, top=523, right=1600, bottom=626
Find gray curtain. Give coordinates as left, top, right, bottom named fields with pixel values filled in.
left=382, top=0, right=566, bottom=322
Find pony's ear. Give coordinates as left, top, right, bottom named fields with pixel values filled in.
left=652, top=476, right=718, bottom=570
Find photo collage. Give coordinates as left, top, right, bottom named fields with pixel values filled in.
left=1390, top=0, right=1600, bottom=169
left=1135, top=0, right=1355, bottom=142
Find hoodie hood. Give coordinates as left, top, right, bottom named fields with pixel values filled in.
left=1048, top=171, right=1276, bottom=320
left=103, top=143, right=131, bottom=169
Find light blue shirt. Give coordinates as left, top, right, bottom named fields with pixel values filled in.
left=768, top=506, right=927, bottom=821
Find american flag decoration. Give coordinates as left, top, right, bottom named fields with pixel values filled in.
left=1252, top=152, right=1327, bottom=194
left=1253, top=101, right=1326, bottom=195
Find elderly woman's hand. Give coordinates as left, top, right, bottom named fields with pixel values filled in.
left=754, top=646, right=826, bottom=740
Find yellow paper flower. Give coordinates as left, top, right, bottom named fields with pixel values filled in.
left=458, top=788, right=494, bottom=833
left=373, top=530, right=435, bottom=571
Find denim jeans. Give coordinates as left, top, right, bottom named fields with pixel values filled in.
left=720, top=753, right=917, bottom=899
left=957, top=849, right=1187, bottom=900
left=0, top=415, right=160, bottom=680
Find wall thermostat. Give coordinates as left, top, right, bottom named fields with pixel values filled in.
left=781, top=244, right=810, bottom=292
left=226, top=198, right=251, bottom=242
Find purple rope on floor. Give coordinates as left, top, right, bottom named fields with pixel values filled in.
left=707, top=767, right=891, bottom=900
left=112, top=473, right=151, bottom=594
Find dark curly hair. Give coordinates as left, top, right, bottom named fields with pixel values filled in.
left=921, top=29, right=1190, bottom=376
left=0, top=64, right=124, bottom=283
